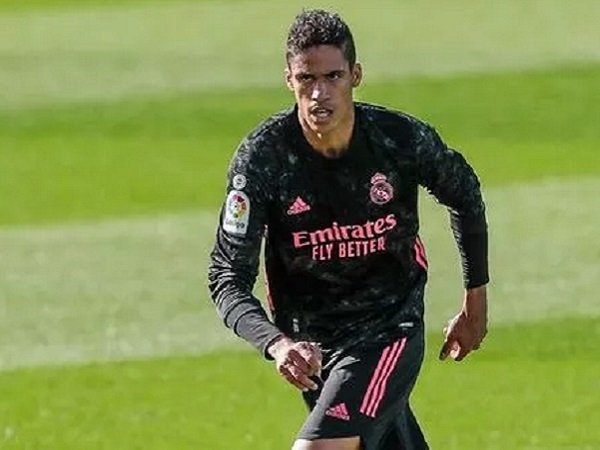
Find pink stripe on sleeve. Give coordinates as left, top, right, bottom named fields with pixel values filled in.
left=414, top=236, right=428, bottom=270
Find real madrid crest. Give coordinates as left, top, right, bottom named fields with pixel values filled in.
left=369, top=173, right=394, bottom=205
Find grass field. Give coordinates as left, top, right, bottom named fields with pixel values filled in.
left=1, top=1, right=599, bottom=449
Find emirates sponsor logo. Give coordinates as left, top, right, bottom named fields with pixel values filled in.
left=292, top=214, right=397, bottom=261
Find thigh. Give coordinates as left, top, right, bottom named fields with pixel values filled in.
left=374, top=404, right=429, bottom=450
left=297, top=329, right=426, bottom=449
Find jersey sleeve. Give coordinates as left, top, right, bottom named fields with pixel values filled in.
left=208, top=139, right=283, bottom=358
left=414, top=124, right=489, bottom=288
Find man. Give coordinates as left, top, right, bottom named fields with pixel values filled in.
left=208, top=9, right=488, bottom=450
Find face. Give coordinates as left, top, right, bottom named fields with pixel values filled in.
left=286, top=45, right=362, bottom=136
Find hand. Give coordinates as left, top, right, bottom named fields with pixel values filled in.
left=267, top=336, right=322, bottom=391
left=439, top=285, right=488, bottom=362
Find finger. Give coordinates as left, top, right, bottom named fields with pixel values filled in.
left=451, top=339, right=474, bottom=362
left=279, top=366, right=310, bottom=392
left=438, top=338, right=454, bottom=360
left=287, top=364, right=318, bottom=391
left=302, top=341, right=322, bottom=360
left=296, top=371, right=319, bottom=391
left=439, top=321, right=461, bottom=359
left=311, top=342, right=323, bottom=366
left=288, top=350, right=312, bottom=375
left=448, top=341, right=461, bottom=359
left=303, top=353, right=321, bottom=376
left=298, top=344, right=322, bottom=375
left=440, top=317, right=461, bottom=359
left=453, top=342, right=472, bottom=362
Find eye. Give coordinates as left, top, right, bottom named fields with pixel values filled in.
left=297, top=74, right=314, bottom=83
left=327, top=72, right=343, bottom=80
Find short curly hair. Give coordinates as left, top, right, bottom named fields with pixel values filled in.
left=286, top=9, right=356, bottom=67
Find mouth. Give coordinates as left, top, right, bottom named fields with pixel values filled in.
left=309, top=106, right=333, bottom=122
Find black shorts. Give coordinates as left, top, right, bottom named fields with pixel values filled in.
left=297, top=328, right=428, bottom=450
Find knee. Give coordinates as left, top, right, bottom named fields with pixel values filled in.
left=292, top=440, right=311, bottom=450
left=292, top=437, right=361, bottom=450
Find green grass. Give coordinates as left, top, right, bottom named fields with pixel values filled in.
left=2, top=65, right=599, bottom=225
left=1, top=318, right=598, bottom=450
left=2, top=0, right=599, bottom=109
left=1, top=178, right=598, bottom=372
left=0, top=0, right=250, bottom=12
left=0, top=0, right=254, bottom=9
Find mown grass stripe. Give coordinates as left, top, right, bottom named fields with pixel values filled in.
left=1, top=0, right=599, bottom=108
left=1, top=178, right=598, bottom=372
left=2, top=66, right=599, bottom=225
left=1, top=317, right=598, bottom=449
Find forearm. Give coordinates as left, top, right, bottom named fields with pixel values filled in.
left=450, top=212, right=489, bottom=288
left=208, top=268, right=282, bottom=357
left=232, top=309, right=284, bottom=358
left=464, top=285, right=488, bottom=315
left=462, top=284, right=488, bottom=343
left=413, top=125, right=489, bottom=287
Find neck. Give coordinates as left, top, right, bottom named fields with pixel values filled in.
left=299, top=107, right=355, bottom=158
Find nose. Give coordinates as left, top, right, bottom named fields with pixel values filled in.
left=310, top=80, right=328, bottom=101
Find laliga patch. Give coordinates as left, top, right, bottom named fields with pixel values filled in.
left=223, top=190, right=250, bottom=236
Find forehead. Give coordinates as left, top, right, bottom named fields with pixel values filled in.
left=288, top=45, right=350, bottom=74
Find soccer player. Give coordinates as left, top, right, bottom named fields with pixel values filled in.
left=208, top=9, right=489, bottom=450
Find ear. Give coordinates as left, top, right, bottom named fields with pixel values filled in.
left=285, top=67, right=294, bottom=91
left=351, top=62, right=363, bottom=88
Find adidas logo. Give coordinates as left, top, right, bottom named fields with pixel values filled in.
left=287, top=196, right=311, bottom=215
left=325, top=403, right=350, bottom=421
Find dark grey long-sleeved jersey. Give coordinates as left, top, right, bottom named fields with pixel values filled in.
left=208, top=102, right=488, bottom=358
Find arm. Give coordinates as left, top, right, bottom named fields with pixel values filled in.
left=415, top=124, right=489, bottom=361
left=207, top=140, right=283, bottom=357
left=208, top=139, right=321, bottom=387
